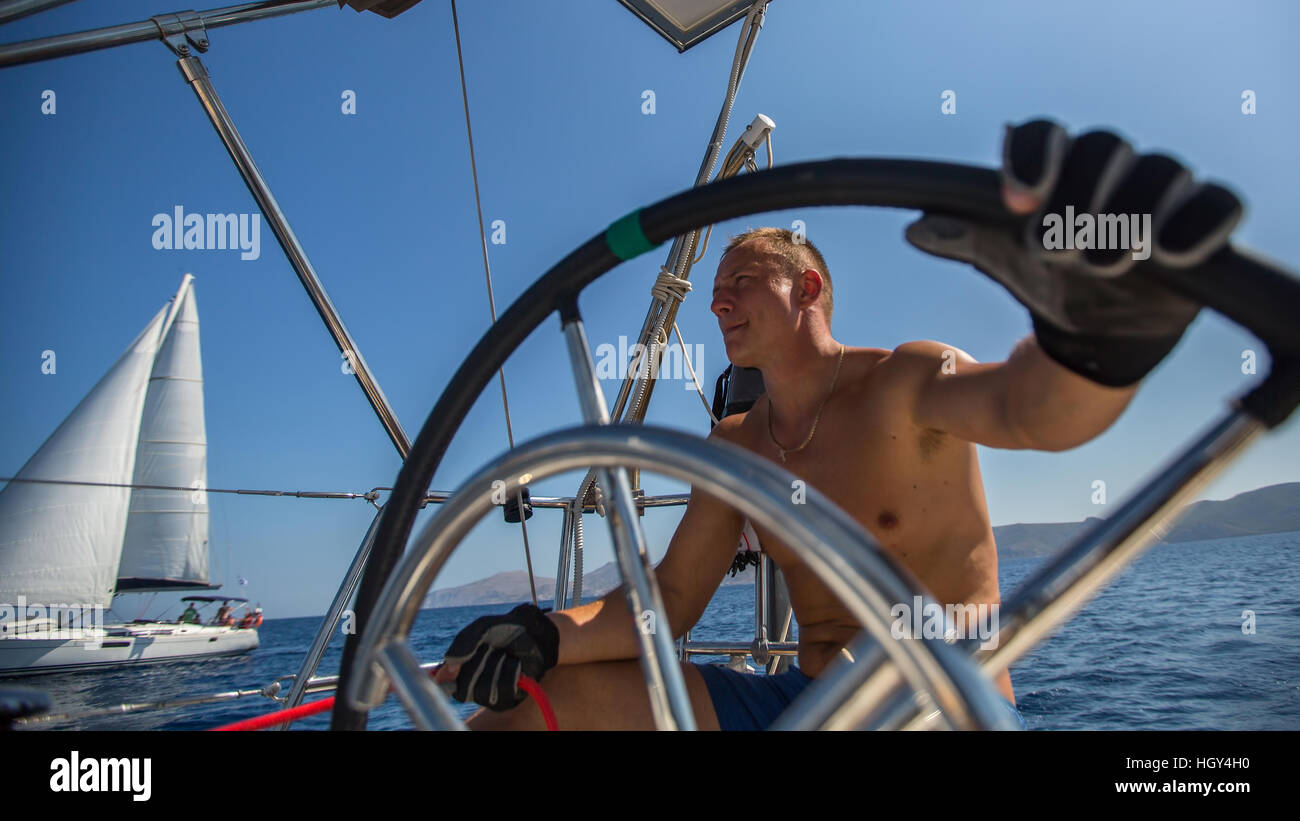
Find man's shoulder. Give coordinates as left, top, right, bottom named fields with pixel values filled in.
left=708, top=407, right=757, bottom=446
left=877, top=340, right=980, bottom=385
left=887, top=339, right=979, bottom=367
left=862, top=341, right=980, bottom=427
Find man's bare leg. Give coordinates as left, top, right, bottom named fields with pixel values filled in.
left=467, top=660, right=721, bottom=731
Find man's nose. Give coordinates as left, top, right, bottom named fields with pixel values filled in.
left=711, top=292, right=731, bottom=318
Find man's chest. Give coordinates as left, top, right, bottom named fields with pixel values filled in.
left=738, top=397, right=946, bottom=554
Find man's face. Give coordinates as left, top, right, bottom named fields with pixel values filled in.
left=711, top=242, right=795, bottom=367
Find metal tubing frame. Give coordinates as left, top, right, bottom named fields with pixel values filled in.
left=553, top=502, right=574, bottom=611
left=0, top=0, right=335, bottom=67
left=172, top=53, right=410, bottom=457
left=421, top=491, right=689, bottom=511
left=562, top=317, right=695, bottom=730
left=1, top=0, right=410, bottom=457
left=753, top=546, right=770, bottom=663
left=684, top=641, right=798, bottom=657
left=605, top=2, right=766, bottom=428
left=280, top=502, right=387, bottom=716
left=554, top=20, right=763, bottom=498
left=0, top=0, right=81, bottom=28
left=346, top=424, right=1018, bottom=731
left=765, top=554, right=793, bottom=674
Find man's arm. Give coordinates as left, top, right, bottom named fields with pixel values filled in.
left=902, top=337, right=1139, bottom=452
left=547, top=420, right=747, bottom=665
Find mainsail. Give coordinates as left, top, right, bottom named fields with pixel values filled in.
left=117, top=275, right=212, bottom=592
left=0, top=275, right=211, bottom=610
left=0, top=303, right=169, bottom=610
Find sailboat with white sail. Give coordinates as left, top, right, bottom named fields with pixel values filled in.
left=0, top=275, right=258, bottom=676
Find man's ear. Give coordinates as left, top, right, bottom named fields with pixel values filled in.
left=797, top=269, right=824, bottom=307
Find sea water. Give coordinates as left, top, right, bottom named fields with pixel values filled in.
left=13, top=531, right=1299, bottom=731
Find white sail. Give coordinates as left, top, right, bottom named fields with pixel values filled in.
left=118, top=275, right=211, bottom=591
left=0, top=304, right=170, bottom=611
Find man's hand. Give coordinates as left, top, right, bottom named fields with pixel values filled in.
left=433, top=603, right=559, bottom=711
left=906, top=119, right=1243, bottom=387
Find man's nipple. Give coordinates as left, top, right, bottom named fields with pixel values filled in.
left=877, top=510, right=899, bottom=530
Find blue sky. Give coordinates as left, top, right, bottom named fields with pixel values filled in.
left=2, top=0, right=1297, bottom=619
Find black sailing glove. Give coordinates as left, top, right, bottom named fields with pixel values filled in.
left=441, top=603, right=560, bottom=711
left=905, top=119, right=1243, bottom=388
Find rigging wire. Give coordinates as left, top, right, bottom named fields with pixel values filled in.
left=0, top=475, right=379, bottom=502
left=451, top=0, right=539, bottom=608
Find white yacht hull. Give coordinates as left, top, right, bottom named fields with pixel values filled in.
left=0, top=621, right=258, bottom=676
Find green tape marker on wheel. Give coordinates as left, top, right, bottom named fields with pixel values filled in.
left=605, top=210, right=656, bottom=261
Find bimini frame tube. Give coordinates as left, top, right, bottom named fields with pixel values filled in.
left=0, top=0, right=335, bottom=67
left=0, top=0, right=411, bottom=458
left=0, top=0, right=81, bottom=28
left=280, top=503, right=387, bottom=716
left=607, top=0, right=768, bottom=427
left=173, top=53, right=411, bottom=457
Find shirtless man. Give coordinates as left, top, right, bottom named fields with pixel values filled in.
left=432, top=121, right=1241, bottom=730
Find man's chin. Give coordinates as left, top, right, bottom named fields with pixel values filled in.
left=725, top=347, right=760, bottom=369
left=723, top=336, right=763, bottom=368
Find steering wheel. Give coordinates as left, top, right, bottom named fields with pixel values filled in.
left=344, top=423, right=1020, bottom=730
left=332, top=158, right=1300, bottom=731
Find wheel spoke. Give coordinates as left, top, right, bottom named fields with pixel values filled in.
left=561, top=312, right=695, bottom=730
left=596, top=465, right=696, bottom=730
left=377, top=639, right=465, bottom=731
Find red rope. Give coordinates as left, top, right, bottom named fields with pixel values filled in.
left=211, top=695, right=331, bottom=731
left=516, top=676, right=558, bottom=730
left=209, top=669, right=557, bottom=731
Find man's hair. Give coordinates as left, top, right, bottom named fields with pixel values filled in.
left=721, top=227, right=833, bottom=321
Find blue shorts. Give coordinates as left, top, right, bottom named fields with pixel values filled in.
left=695, top=662, right=814, bottom=730
left=695, top=662, right=1028, bottom=730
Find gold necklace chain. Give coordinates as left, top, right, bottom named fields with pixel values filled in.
left=767, top=344, right=845, bottom=463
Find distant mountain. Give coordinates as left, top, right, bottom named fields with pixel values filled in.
left=1159, top=482, right=1300, bottom=543
left=991, top=519, right=1101, bottom=560
left=426, top=483, right=1300, bottom=606
left=993, top=482, right=1300, bottom=559
left=425, top=561, right=754, bottom=609
left=424, top=570, right=557, bottom=609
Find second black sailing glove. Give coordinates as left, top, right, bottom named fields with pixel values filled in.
left=906, top=119, right=1243, bottom=387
